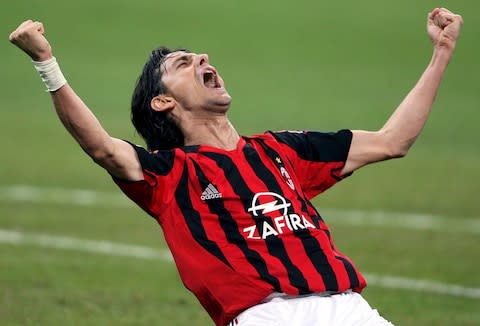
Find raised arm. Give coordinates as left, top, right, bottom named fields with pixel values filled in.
left=341, top=8, right=463, bottom=176
left=9, top=20, right=143, bottom=181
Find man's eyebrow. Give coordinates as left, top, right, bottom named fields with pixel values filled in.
left=170, top=54, right=191, bottom=67
left=162, top=52, right=193, bottom=73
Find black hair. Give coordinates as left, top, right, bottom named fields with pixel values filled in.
left=131, top=47, right=188, bottom=151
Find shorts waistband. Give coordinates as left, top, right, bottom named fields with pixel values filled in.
left=262, top=290, right=352, bottom=303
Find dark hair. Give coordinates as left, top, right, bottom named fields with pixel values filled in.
left=131, top=47, right=188, bottom=151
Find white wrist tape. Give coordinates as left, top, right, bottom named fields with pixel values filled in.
left=32, top=57, right=67, bottom=92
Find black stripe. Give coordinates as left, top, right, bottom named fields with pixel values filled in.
left=174, top=162, right=232, bottom=268
left=124, top=140, right=175, bottom=176
left=304, top=201, right=324, bottom=228
left=256, top=139, right=310, bottom=213
left=303, top=200, right=360, bottom=289
left=258, top=139, right=326, bottom=230
left=240, top=144, right=313, bottom=293
left=203, top=151, right=306, bottom=293
left=191, top=159, right=282, bottom=292
left=268, top=130, right=352, bottom=162
left=260, top=137, right=360, bottom=290
left=336, top=256, right=360, bottom=288
left=323, top=228, right=361, bottom=289
left=254, top=139, right=339, bottom=291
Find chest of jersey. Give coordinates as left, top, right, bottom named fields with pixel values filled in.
left=175, top=143, right=324, bottom=243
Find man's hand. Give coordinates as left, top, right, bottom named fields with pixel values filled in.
left=428, top=8, right=463, bottom=52
left=343, top=8, right=463, bottom=176
left=9, top=20, right=52, bottom=62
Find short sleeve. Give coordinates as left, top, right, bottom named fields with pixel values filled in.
left=111, top=140, right=177, bottom=218
left=268, top=130, right=352, bottom=199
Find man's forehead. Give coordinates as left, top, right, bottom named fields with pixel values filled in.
left=164, top=51, right=196, bottom=64
left=161, top=51, right=196, bottom=72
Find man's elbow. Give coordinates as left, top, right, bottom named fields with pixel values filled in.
left=385, top=142, right=410, bottom=159
left=378, top=130, right=411, bottom=159
left=389, top=147, right=408, bottom=159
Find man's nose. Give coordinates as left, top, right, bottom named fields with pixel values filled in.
left=196, top=53, right=209, bottom=66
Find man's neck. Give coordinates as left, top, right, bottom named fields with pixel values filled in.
left=182, top=115, right=240, bottom=150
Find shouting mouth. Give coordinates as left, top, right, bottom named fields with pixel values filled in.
left=203, top=69, right=222, bottom=89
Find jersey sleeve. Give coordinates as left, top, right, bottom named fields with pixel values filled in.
left=269, top=129, right=352, bottom=199
left=111, top=140, right=178, bottom=218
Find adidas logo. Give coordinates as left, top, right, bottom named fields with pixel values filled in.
left=201, top=183, right=222, bottom=200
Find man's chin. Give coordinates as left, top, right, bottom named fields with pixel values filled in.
left=205, top=95, right=232, bottom=113
left=220, top=93, right=232, bottom=106
left=214, top=92, right=232, bottom=107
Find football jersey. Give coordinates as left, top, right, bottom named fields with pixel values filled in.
left=113, top=129, right=366, bottom=326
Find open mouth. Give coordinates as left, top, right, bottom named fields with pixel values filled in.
left=203, top=71, right=221, bottom=89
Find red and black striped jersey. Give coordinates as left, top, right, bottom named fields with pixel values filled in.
left=113, top=129, right=366, bottom=326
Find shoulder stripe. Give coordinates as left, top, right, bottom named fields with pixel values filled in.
left=124, top=141, right=176, bottom=176
left=268, top=130, right=352, bottom=163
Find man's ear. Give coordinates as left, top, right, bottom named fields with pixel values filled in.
left=151, top=95, right=175, bottom=112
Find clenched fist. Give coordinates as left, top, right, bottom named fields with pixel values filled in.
left=9, top=20, right=52, bottom=61
left=428, top=8, right=463, bottom=51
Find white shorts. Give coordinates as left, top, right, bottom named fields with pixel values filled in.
left=230, top=292, right=394, bottom=326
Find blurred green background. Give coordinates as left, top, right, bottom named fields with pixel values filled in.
left=1, top=0, right=479, bottom=325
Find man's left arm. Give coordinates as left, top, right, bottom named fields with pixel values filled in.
left=341, top=8, right=463, bottom=176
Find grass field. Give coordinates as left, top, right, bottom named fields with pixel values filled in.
left=1, top=0, right=479, bottom=325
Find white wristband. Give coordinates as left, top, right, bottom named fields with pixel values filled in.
left=32, top=57, right=67, bottom=92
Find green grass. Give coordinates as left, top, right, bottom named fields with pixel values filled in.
left=1, top=0, right=479, bottom=325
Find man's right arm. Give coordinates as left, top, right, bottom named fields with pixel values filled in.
left=9, top=20, right=143, bottom=181
left=50, top=84, right=144, bottom=181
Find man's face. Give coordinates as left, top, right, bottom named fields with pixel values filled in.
left=160, top=51, right=232, bottom=113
